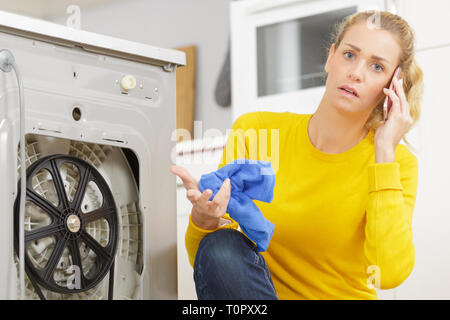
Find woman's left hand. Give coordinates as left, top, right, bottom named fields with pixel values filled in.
left=374, top=75, right=414, bottom=159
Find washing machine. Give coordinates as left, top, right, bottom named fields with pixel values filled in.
left=0, top=10, right=185, bottom=299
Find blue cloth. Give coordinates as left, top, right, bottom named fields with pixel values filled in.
left=198, top=159, right=275, bottom=252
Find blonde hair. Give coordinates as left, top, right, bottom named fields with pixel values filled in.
left=326, top=10, right=423, bottom=154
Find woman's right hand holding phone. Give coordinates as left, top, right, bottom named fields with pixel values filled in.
left=170, top=165, right=232, bottom=230
left=383, top=66, right=402, bottom=121
left=375, top=65, right=414, bottom=157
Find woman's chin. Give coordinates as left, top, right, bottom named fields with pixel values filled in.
left=333, top=101, right=358, bottom=113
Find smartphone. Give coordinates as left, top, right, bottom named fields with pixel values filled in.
left=383, top=67, right=402, bottom=121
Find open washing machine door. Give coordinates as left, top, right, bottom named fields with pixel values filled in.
left=0, top=10, right=185, bottom=299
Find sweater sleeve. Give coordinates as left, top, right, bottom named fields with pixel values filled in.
left=184, top=112, right=261, bottom=267
left=363, top=146, right=419, bottom=289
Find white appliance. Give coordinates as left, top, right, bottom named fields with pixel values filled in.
left=0, top=10, right=185, bottom=299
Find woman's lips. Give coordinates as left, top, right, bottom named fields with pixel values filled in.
left=338, top=87, right=359, bottom=99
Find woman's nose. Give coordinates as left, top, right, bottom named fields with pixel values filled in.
left=348, top=63, right=365, bottom=81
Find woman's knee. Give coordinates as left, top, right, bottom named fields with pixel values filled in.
left=193, top=229, right=277, bottom=300
left=194, top=229, right=251, bottom=270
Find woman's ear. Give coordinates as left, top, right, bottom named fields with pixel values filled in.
left=324, top=43, right=336, bottom=73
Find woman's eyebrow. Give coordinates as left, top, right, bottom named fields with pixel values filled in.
left=343, top=43, right=390, bottom=63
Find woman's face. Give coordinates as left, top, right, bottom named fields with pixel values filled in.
left=324, top=22, right=402, bottom=114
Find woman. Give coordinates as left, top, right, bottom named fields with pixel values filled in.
left=170, top=10, right=423, bottom=300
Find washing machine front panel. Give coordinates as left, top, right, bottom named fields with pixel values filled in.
left=0, top=10, right=183, bottom=300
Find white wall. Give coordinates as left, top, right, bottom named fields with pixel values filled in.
left=51, top=0, right=233, bottom=134
left=385, top=0, right=450, bottom=299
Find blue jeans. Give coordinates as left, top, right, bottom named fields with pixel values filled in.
left=193, top=228, right=278, bottom=300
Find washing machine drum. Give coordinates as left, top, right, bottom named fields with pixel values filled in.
left=14, top=135, right=143, bottom=300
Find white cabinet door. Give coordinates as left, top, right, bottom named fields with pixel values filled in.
left=397, top=0, right=450, bottom=51
left=391, top=46, right=450, bottom=299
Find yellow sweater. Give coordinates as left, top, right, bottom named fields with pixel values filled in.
left=185, top=111, right=418, bottom=300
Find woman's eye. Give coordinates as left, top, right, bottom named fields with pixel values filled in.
left=373, top=64, right=384, bottom=72
left=344, top=52, right=384, bottom=72
left=344, top=52, right=354, bottom=59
